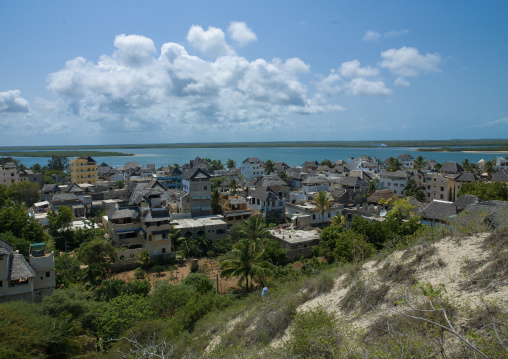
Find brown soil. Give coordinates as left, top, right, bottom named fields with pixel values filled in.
left=112, top=258, right=241, bottom=294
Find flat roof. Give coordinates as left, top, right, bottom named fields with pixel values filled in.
left=270, top=228, right=320, bottom=244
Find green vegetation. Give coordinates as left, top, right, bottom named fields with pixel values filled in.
left=416, top=146, right=508, bottom=152
left=0, top=150, right=134, bottom=157
left=1, top=193, right=507, bottom=357
left=458, top=181, right=508, bottom=201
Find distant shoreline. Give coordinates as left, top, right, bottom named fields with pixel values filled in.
left=1, top=139, right=508, bottom=151
left=0, top=150, right=134, bottom=158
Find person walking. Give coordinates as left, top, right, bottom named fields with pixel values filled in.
left=261, top=286, right=269, bottom=298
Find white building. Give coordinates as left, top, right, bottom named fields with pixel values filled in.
left=241, top=157, right=263, bottom=180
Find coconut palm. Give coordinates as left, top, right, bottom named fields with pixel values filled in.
left=483, top=160, right=497, bottom=180
left=229, top=179, right=240, bottom=195
left=264, top=159, right=275, bottom=175
left=211, top=187, right=223, bottom=215
left=170, top=225, right=185, bottom=252
left=413, top=155, right=426, bottom=171
left=220, top=238, right=273, bottom=292
left=387, top=157, right=402, bottom=172
left=227, top=159, right=236, bottom=169
left=366, top=178, right=380, bottom=196
left=239, top=216, right=270, bottom=250
left=330, top=214, right=345, bottom=228
left=313, top=191, right=332, bottom=227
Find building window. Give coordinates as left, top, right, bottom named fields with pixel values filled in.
left=46, top=271, right=50, bottom=278
left=440, top=187, right=444, bottom=191
left=0, top=280, right=2, bottom=287
left=162, top=248, right=166, bottom=253
left=440, top=194, right=444, bottom=199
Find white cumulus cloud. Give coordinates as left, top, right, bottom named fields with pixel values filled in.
left=0, top=90, right=31, bottom=113
left=363, top=30, right=381, bottom=41
left=380, top=46, right=441, bottom=77
left=346, top=78, right=392, bottom=96
left=228, top=21, right=257, bottom=46
left=187, top=25, right=235, bottom=57
left=340, top=60, right=379, bottom=78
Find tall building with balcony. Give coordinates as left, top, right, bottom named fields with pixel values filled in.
left=70, top=156, right=98, bottom=184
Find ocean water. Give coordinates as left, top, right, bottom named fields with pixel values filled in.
left=4, top=146, right=504, bottom=169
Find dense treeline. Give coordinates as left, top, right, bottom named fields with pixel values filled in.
left=2, top=138, right=508, bottom=150
left=0, top=151, right=133, bottom=157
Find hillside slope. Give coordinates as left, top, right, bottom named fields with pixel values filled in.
left=201, top=230, right=508, bottom=358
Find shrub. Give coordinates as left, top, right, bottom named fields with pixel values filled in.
left=303, top=270, right=335, bottom=299
left=134, top=268, right=145, bottom=279
left=182, top=273, right=215, bottom=294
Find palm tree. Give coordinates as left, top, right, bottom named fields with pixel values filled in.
left=137, top=250, right=151, bottom=268
left=402, top=179, right=424, bottom=201
left=229, top=179, right=240, bottom=195
left=313, top=191, right=332, bottom=227
left=330, top=214, right=345, bottom=228
left=239, top=216, right=270, bottom=250
left=179, top=238, right=201, bottom=258
left=483, top=160, right=497, bottom=180
left=220, top=239, right=273, bottom=292
left=413, top=155, right=425, bottom=171
left=264, top=159, right=275, bottom=175
left=170, top=225, right=185, bottom=252
left=387, top=157, right=402, bottom=172
left=211, top=188, right=223, bottom=215
left=366, top=178, right=380, bottom=196
left=227, top=159, right=236, bottom=169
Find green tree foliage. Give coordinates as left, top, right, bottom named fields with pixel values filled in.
left=0, top=203, right=44, bottom=244
left=413, top=155, right=426, bottom=171
left=262, top=238, right=288, bottom=265
left=0, top=231, right=31, bottom=256
left=150, top=282, right=197, bottom=318
left=229, top=178, right=240, bottom=195
left=137, top=250, right=151, bottom=267
left=76, top=239, right=116, bottom=265
left=98, top=294, right=155, bottom=340
left=182, top=273, right=215, bottom=294
left=226, top=158, right=236, bottom=169
left=115, top=180, right=125, bottom=189
left=313, top=191, right=332, bottom=227
left=320, top=159, right=335, bottom=168
left=403, top=179, right=425, bottom=201
left=458, top=181, right=508, bottom=201
left=210, top=176, right=226, bottom=190
left=220, top=238, right=274, bottom=292
left=211, top=187, right=223, bottom=215
left=0, top=184, right=8, bottom=208
left=47, top=155, right=69, bottom=171
left=55, top=252, right=84, bottom=287
left=95, top=279, right=151, bottom=301
left=42, top=285, right=105, bottom=339
left=264, top=159, right=275, bottom=175
left=0, top=300, right=81, bottom=358
left=6, top=181, right=41, bottom=207
left=386, top=157, right=402, bottom=172
left=238, top=216, right=270, bottom=250
left=366, top=178, right=380, bottom=196
left=332, top=230, right=375, bottom=263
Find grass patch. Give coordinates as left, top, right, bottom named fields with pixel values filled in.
left=339, top=276, right=390, bottom=314
left=303, top=270, right=336, bottom=299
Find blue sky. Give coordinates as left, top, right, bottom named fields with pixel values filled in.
left=1, top=1, right=507, bottom=146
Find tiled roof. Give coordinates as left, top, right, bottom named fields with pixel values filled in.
left=439, top=161, right=464, bottom=174
left=422, top=201, right=456, bottom=221
left=366, top=189, right=397, bottom=204
left=243, top=157, right=261, bottom=164
left=51, top=193, right=80, bottom=203
left=250, top=186, right=279, bottom=202
left=302, top=176, right=329, bottom=185
left=182, top=167, right=211, bottom=180
left=107, top=207, right=141, bottom=220
left=454, top=195, right=483, bottom=211
left=397, top=154, right=414, bottom=160
left=143, top=208, right=171, bottom=222
left=0, top=239, right=14, bottom=255
left=9, top=253, right=36, bottom=281
left=254, top=175, right=287, bottom=187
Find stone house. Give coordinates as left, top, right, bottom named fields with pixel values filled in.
left=0, top=241, right=55, bottom=303
left=179, top=168, right=212, bottom=217
left=248, top=186, right=285, bottom=223
left=241, top=157, right=263, bottom=180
